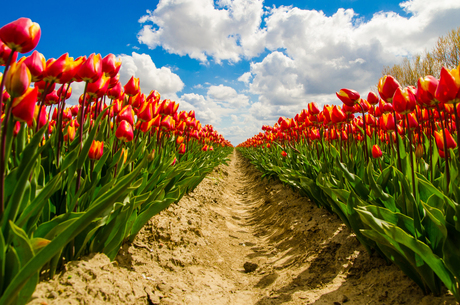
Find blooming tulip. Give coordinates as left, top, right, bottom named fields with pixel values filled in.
left=11, top=87, right=38, bottom=123
left=416, top=75, right=439, bottom=107
left=393, top=86, right=416, bottom=115
left=372, top=145, right=383, bottom=158
left=0, top=41, right=17, bottom=66
left=281, top=151, right=287, bottom=157
left=88, top=140, right=104, bottom=160
left=178, top=143, right=186, bottom=154
left=0, top=18, right=41, bottom=53
left=76, top=53, right=102, bottom=83
left=115, top=120, right=134, bottom=142
left=336, top=88, right=360, bottom=107
left=124, top=76, right=140, bottom=97
left=435, top=66, right=460, bottom=104
left=23, top=50, right=46, bottom=82
left=378, top=75, right=401, bottom=103
left=101, top=54, right=121, bottom=78
left=5, top=60, right=31, bottom=98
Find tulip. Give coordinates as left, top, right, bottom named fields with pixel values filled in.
left=23, top=50, right=46, bottom=82
left=147, top=90, right=161, bottom=103
left=115, top=120, right=134, bottom=142
left=416, top=75, right=439, bottom=107
left=393, top=86, right=416, bottom=115
left=107, top=81, right=123, bottom=100
left=5, top=60, right=31, bottom=98
left=178, top=143, right=186, bottom=154
left=331, top=105, right=346, bottom=124
left=336, top=88, right=360, bottom=107
left=308, top=102, right=320, bottom=115
left=116, top=105, right=135, bottom=126
left=64, top=122, right=76, bottom=142
left=88, top=140, right=104, bottom=160
left=124, top=76, right=140, bottom=97
left=435, top=67, right=460, bottom=105
left=161, top=115, right=175, bottom=130
left=76, top=53, right=102, bottom=83
left=281, top=151, right=287, bottom=157
left=367, top=91, right=380, bottom=106
left=0, top=18, right=41, bottom=53
left=11, top=87, right=38, bottom=123
left=202, top=144, right=208, bottom=151
left=0, top=41, right=17, bottom=66
left=101, top=54, right=121, bottom=78
left=435, top=128, right=457, bottom=150
left=372, top=145, right=383, bottom=158
left=378, top=75, right=401, bottom=103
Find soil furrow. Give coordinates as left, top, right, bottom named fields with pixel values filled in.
left=29, top=150, right=457, bottom=305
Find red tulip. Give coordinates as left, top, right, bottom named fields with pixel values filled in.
left=23, top=50, right=46, bottom=82
left=372, top=145, right=383, bottom=158
left=281, top=151, right=287, bottom=157
left=0, top=18, right=41, bottom=53
left=88, top=140, right=104, bottom=160
left=76, top=53, right=102, bottom=83
left=435, top=129, right=457, bottom=150
left=378, top=75, right=401, bottom=103
left=101, top=54, right=121, bottom=78
left=336, top=88, right=360, bottom=107
left=178, top=143, right=186, bottom=154
left=115, top=120, right=134, bottom=142
left=0, top=41, right=17, bottom=66
left=116, top=105, right=135, bottom=126
left=416, top=75, right=439, bottom=107
left=331, top=105, right=346, bottom=124
left=367, top=92, right=380, bottom=106
left=435, top=66, right=460, bottom=104
left=5, top=59, right=31, bottom=98
left=124, top=76, right=140, bottom=97
left=393, top=86, right=416, bottom=115
left=11, top=87, right=37, bottom=123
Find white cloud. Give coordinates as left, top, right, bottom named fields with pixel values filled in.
left=137, top=0, right=266, bottom=63
left=207, top=84, right=249, bottom=108
left=118, top=52, right=184, bottom=100
left=238, top=72, right=252, bottom=84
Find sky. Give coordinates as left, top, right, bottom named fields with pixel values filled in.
left=2, top=0, right=460, bottom=145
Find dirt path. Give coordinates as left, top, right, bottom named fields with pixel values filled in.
left=30, top=150, right=457, bottom=305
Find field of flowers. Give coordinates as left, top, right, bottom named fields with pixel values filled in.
left=238, top=64, right=460, bottom=301
left=0, top=18, right=233, bottom=304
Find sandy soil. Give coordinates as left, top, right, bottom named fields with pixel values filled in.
left=29, top=149, right=457, bottom=305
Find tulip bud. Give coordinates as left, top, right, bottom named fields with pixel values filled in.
left=0, top=41, right=18, bottom=66
left=178, top=143, right=186, bottom=154
left=415, top=144, right=424, bottom=159
left=124, top=76, right=140, bottom=97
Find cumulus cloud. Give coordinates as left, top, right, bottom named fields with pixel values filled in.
left=137, top=0, right=266, bottom=63
left=118, top=52, right=184, bottom=100
left=207, top=84, right=249, bottom=108
left=238, top=72, right=252, bottom=84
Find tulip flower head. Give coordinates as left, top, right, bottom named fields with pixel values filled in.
left=336, top=88, right=361, bottom=107
left=178, top=143, right=186, bottom=154
left=115, top=120, right=134, bottom=142
left=435, top=66, right=460, bottom=104
left=0, top=41, right=18, bottom=66
left=5, top=60, right=31, bottom=98
left=11, top=87, right=38, bottom=124
left=378, top=75, right=401, bottom=103
left=88, top=140, right=104, bottom=160
left=281, top=151, right=287, bottom=157
left=372, top=145, right=383, bottom=158
left=0, top=18, right=41, bottom=53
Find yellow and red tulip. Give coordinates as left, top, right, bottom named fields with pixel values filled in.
left=0, top=17, right=41, bottom=53
left=5, top=59, right=31, bottom=98
left=115, top=120, right=134, bottom=142
left=336, top=88, right=360, bottom=107
left=378, top=75, right=401, bottom=103
left=88, top=140, right=104, bottom=160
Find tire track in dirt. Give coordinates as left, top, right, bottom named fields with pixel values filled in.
left=29, top=150, right=457, bottom=305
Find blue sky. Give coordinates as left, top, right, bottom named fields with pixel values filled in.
left=2, top=0, right=459, bottom=145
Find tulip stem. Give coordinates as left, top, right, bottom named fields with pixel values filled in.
left=437, top=104, right=450, bottom=193
left=406, top=114, right=416, bottom=197
left=454, top=103, right=460, bottom=166
left=56, top=83, right=72, bottom=168
left=393, top=110, right=403, bottom=173
left=0, top=50, right=16, bottom=217
left=75, top=81, right=89, bottom=210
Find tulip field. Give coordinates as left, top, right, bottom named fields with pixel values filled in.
left=0, top=18, right=233, bottom=304
left=1, top=15, right=460, bottom=305
left=238, top=67, right=460, bottom=300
